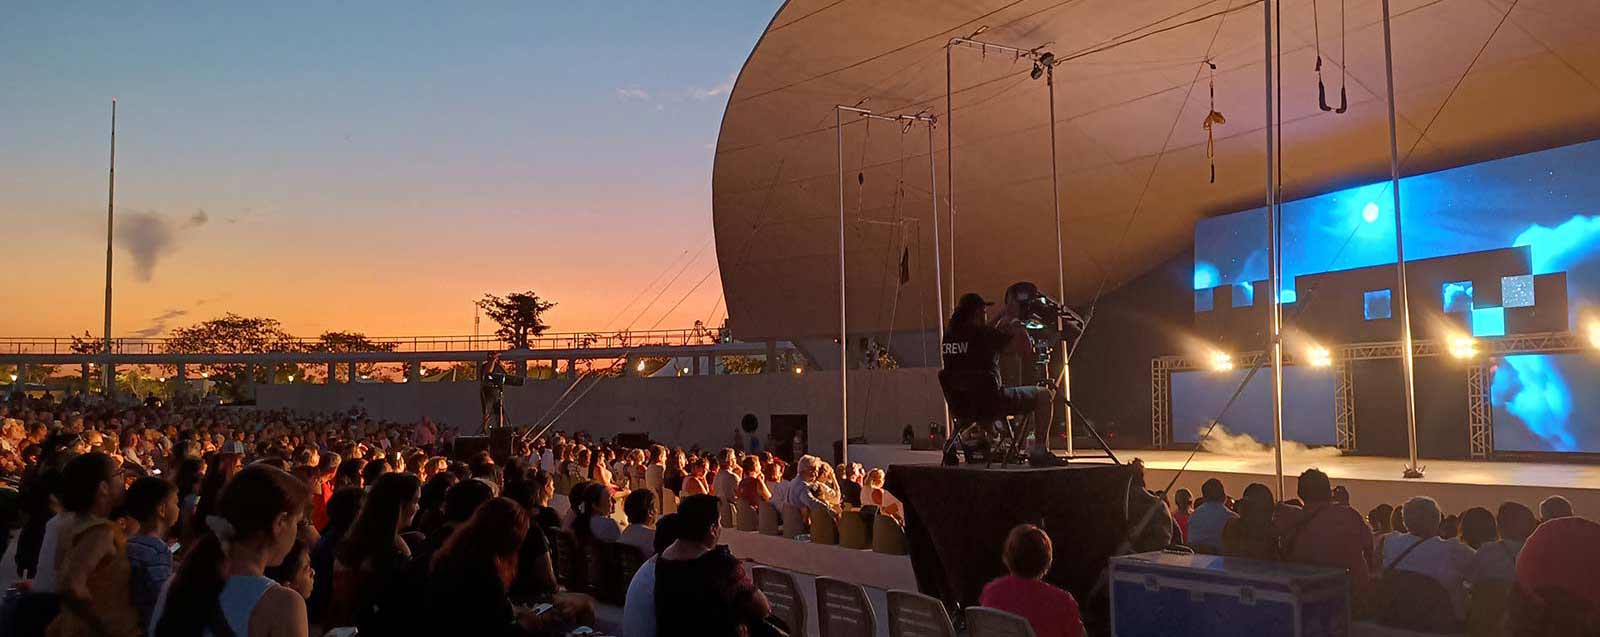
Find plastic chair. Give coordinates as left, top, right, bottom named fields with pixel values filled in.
left=735, top=501, right=760, bottom=532
left=752, top=566, right=807, bottom=637
left=816, top=576, right=877, bottom=637
left=872, top=514, right=909, bottom=555
left=719, top=499, right=735, bottom=528
left=1374, top=570, right=1463, bottom=634
left=838, top=509, right=871, bottom=549
left=810, top=505, right=839, bottom=545
left=887, top=589, right=956, bottom=637
left=966, top=607, right=1037, bottom=637
left=550, top=529, right=580, bottom=590
left=758, top=502, right=782, bottom=535
left=1468, top=578, right=1512, bottom=637
left=780, top=504, right=807, bottom=539
left=660, top=489, right=679, bottom=515
left=612, top=542, right=647, bottom=604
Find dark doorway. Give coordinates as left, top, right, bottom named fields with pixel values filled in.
left=769, top=414, right=809, bottom=464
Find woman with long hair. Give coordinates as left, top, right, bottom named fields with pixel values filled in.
left=411, top=472, right=458, bottom=537
left=736, top=456, right=771, bottom=508
left=663, top=450, right=687, bottom=494
left=328, top=472, right=421, bottom=634
left=172, top=457, right=205, bottom=542
left=571, top=482, right=622, bottom=544
left=152, top=464, right=311, bottom=637
left=309, top=486, right=363, bottom=627
left=682, top=457, right=711, bottom=496
left=1222, top=483, right=1279, bottom=561
left=180, top=452, right=242, bottom=557
left=426, top=498, right=588, bottom=635
left=587, top=449, right=612, bottom=488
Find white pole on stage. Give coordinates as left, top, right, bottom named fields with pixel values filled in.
left=944, top=44, right=956, bottom=315
left=836, top=105, right=849, bottom=466
left=1381, top=0, right=1423, bottom=479
left=927, top=120, right=953, bottom=439
left=1263, top=0, right=1287, bottom=498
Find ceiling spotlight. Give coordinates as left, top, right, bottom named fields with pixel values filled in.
left=1030, top=63, right=1044, bottom=80
left=1447, top=335, right=1479, bottom=360
left=1038, top=52, right=1055, bottom=67
left=1210, top=352, right=1234, bottom=372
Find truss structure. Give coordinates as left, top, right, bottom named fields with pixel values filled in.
left=1149, top=331, right=1579, bottom=454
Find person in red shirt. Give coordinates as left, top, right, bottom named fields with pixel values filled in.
left=979, top=524, right=1085, bottom=637
left=1275, top=469, right=1373, bottom=606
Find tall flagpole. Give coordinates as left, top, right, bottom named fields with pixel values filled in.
left=103, top=99, right=117, bottom=401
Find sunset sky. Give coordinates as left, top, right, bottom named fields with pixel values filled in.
left=1, top=1, right=779, bottom=338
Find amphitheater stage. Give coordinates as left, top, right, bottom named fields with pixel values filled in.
left=849, top=444, right=1600, bottom=516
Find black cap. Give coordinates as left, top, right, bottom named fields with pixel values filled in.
left=956, top=293, right=993, bottom=311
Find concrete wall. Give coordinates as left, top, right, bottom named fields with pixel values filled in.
left=256, top=369, right=945, bottom=451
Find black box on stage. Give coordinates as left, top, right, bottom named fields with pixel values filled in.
left=613, top=433, right=652, bottom=449
left=453, top=435, right=491, bottom=461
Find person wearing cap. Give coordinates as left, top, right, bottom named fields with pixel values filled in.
left=940, top=291, right=1061, bottom=467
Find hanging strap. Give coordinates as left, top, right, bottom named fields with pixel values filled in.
left=1383, top=536, right=1429, bottom=574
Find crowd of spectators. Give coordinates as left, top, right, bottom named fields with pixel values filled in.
left=1153, top=467, right=1600, bottom=634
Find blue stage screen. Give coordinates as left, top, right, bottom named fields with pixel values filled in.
left=1171, top=367, right=1336, bottom=446
left=1490, top=353, right=1600, bottom=453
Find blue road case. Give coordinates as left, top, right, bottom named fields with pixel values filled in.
left=1110, top=551, right=1349, bottom=637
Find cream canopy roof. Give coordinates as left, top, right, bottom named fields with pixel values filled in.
left=712, top=0, right=1600, bottom=341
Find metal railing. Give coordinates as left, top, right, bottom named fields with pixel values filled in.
left=0, top=326, right=730, bottom=355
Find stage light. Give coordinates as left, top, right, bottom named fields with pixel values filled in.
left=287, top=375, right=295, bottom=382
left=7, top=374, right=15, bottom=382
left=1210, top=352, right=1234, bottom=372
left=636, top=360, right=646, bottom=372
left=159, top=377, right=167, bottom=382
left=1588, top=321, right=1600, bottom=350
left=1448, top=335, right=1479, bottom=360
left=1362, top=202, right=1380, bottom=223
left=1308, top=346, right=1333, bottom=368
left=793, top=365, right=803, bottom=374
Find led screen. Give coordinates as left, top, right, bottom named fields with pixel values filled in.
left=1171, top=367, right=1336, bottom=446
left=1490, top=353, right=1600, bottom=453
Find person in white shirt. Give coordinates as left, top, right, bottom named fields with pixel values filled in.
left=1469, top=501, right=1536, bottom=586
left=768, top=455, right=830, bottom=528
left=712, top=449, right=741, bottom=503
left=1186, top=479, right=1237, bottom=553
left=539, top=447, right=556, bottom=474
left=1380, top=496, right=1476, bottom=620
left=619, top=489, right=658, bottom=556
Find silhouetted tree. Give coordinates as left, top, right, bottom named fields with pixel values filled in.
left=477, top=291, right=556, bottom=349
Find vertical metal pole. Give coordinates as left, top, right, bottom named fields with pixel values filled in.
left=1046, top=65, right=1072, bottom=456
left=836, top=106, right=850, bottom=465
left=1264, top=0, right=1286, bottom=497
left=945, top=44, right=956, bottom=313
left=1382, top=0, right=1421, bottom=477
left=103, top=99, right=117, bottom=401
left=928, top=123, right=952, bottom=439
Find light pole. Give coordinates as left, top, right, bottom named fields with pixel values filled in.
left=103, top=99, right=117, bottom=401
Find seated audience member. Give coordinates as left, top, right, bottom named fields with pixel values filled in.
left=152, top=465, right=311, bottom=637
left=1171, top=488, right=1194, bottom=542
left=501, top=478, right=558, bottom=603
left=265, top=539, right=315, bottom=599
left=49, top=452, right=141, bottom=637
left=654, top=495, right=775, bottom=636
left=1439, top=514, right=1461, bottom=540
left=682, top=457, right=712, bottom=496
left=1512, top=515, right=1600, bottom=633
left=573, top=482, right=623, bottom=544
left=713, top=449, right=741, bottom=503
left=1332, top=485, right=1351, bottom=505
left=523, top=469, right=561, bottom=530
left=979, top=524, right=1085, bottom=637
left=620, top=489, right=658, bottom=556
left=310, top=486, right=364, bottom=624
left=561, top=480, right=591, bottom=530
left=329, top=473, right=422, bottom=634
left=1539, top=495, right=1574, bottom=522
left=1125, top=460, right=1173, bottom=553
left=623, top=513, right=687, bottom=637
left=1470, top=501, right=1534, bottom=588
left=124, top=475, right=180, bottom=630
left=770, top=455, right=830, bottom=526
left=812, top=463, right=843, bottom=510
left=1222, top=483, right=1279, bottom=561
left=861, top=468, right=904, bottom=519
left=411, top=473, right=458, bottom=538
left=1458, top=506, right=1497, bottom=550
left=735, top=456, right=771, bottom=508
left=1276, top=469, right=1373, bottom=601
left=838, top=463, right=864, bottom=508
left=425, top=498, right=590, bottom=636
left=1188, top=478, right=1236, bottom=553
left=1379, top=496, right=1476, bottom=621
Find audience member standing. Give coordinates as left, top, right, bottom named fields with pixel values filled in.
left=124, top=476, right=180, bottom=630
left=979, top=524, right=1085, bottom=637
left=329, top=473, right=422, bottom=634
left=1171, top=488, right=1193, bottom=543
left=48, top=452, right=140, bottom=637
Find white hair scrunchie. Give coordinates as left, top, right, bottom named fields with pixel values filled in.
left=205, top=515, right=237, bottom=541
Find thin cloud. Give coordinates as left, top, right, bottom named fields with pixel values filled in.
left=690, top=72, right=736, bottom=101
left=131, top=308, right=189, bottom=338
left=615, top=87, right=652, bottom=102
left=188, top=209, right=209, bottom=227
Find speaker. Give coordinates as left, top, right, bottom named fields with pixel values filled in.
left=453, top=435, right=491, bottom=461
left=489, top=428, right=516, bottom=462
left=613, top=433, right=652, bottom=449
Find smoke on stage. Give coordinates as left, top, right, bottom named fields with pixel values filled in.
left=1196, top=422, right=1342, bottom=459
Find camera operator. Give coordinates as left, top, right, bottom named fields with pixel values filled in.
left=941, top=292, right=1062, bottom=467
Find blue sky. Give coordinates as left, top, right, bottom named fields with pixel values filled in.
left=0, top=1, right=780, bottom=336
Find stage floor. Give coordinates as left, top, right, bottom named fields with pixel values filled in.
left=850, top=444, right=1600, bottom=517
